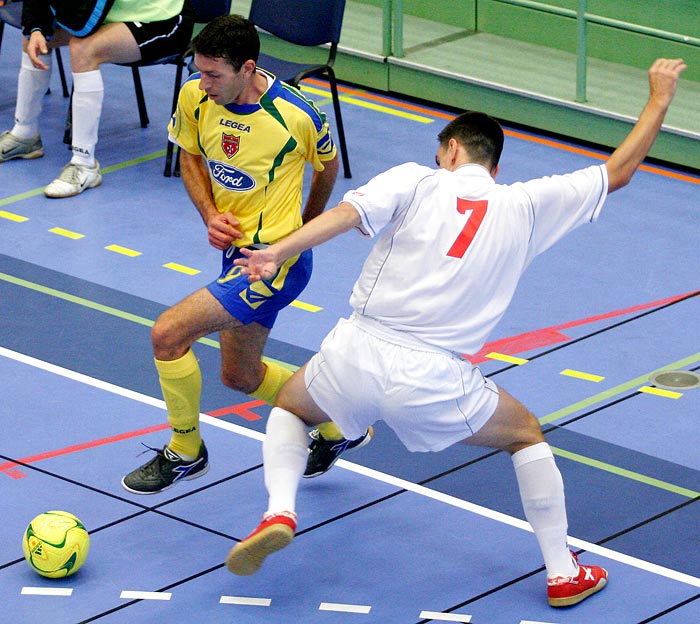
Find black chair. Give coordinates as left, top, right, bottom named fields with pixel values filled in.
left=158, top=0, right=232, bottom=176
left=249, top=0, right=351, bottom=178
left=120, top=0, right=231, bottom=133
left=0, top=0, right=69, bottom=98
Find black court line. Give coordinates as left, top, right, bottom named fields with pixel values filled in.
left=637, top=594, right=700, bottom=624
left=486, top=290, right=700, bottom=376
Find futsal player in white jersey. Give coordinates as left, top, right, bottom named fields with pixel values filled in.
left=226, top=58, right=686, bottom=607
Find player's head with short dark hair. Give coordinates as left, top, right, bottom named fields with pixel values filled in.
left=438, top=111, right=504, bottom=170
left=192, top=14, right=260, bottom=71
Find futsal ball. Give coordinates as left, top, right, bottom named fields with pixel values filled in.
left=22, top=511, right=90, bottom=578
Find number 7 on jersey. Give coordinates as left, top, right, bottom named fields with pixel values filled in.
left=446, top=198, right=488, bottom=258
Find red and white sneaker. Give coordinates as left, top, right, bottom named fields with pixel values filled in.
left=547, top=552, right=608, bottom=607
left=226, top=511, right=297, bottom=576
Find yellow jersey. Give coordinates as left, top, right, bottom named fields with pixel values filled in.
left=168, top=69, right=337, bottom=247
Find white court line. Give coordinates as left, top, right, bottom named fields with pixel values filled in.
left=419, top=611, right=472, bottom=622
left=4, top=346, right=700, bottom=590
left=319, top=602, right=372, bottom=613
left=120, top=590, right=172, bottom=601
left=0, top=346, right=264, bottom=443
left=220, top=595, right=272, bottom=606
left=21, top=587, right=73, bottom=596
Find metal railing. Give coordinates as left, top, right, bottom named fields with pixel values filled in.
left=382, top=0, right=700, bottom=102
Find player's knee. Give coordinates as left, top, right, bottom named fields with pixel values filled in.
left=505, top=411, right=545, bottom=454
left=220, top=367, right=260, bottom=395
left=151, top=317, right=184, bottom=358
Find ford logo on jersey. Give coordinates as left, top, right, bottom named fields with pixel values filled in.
left=208, top=160, right=256, bottom=192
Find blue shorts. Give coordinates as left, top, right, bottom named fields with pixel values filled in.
left=206, top=246, right=313, bottom=329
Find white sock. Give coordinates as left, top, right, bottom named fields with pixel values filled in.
left=263, top=407, right=308, bottom=515
left=512, top=442, right=577, bottom=578
left=70, top=70, right=104, bottom=167
left=12, top=52, right=52, bottom=139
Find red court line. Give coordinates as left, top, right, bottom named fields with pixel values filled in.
left=0, top=400, right=267, bottom=479
left=467, top=290, right=697, bottom=363
left=3, top=290, right=694, bottom=476
left=304, top=78, right=700, bottom=185
left=206, top=399, right=265, bottom=421
left=0, top=423, right=169, bottom=480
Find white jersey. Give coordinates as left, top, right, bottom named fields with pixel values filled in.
left=343, top=162, right=608, bottom=355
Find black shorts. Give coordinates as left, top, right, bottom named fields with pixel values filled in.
left=124, top=1, right=195, bottom=63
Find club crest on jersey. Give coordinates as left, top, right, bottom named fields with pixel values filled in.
left=208, top=160, right=256, bottom=192
left=221, top=133, right=240, bottom=159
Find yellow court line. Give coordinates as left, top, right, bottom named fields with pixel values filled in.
left=0, top=272, right=695, bottom=500
left=163, top=262, right=200, bottom=275
left=485, top=352, right=529, bottom=365
left=300, top=85, right=434, bottom=123
left=0, top=210, right=28, bottom=223
left=105, top=244, right=142, bottom=257
left=49, top=227, right=84, bottom=240
left=560, top=368, right=605, bottom=382
left=1, top=213, right=322, bottom=311
left=639, top=386, right=683, bottom=399
left=540, top=353, right=699, bottom=425
left=290, top=300, right=322, bottom=312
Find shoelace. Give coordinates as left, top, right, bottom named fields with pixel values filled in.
left=59, top=164, right=88, bottom=184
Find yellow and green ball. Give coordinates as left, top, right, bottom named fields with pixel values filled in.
left=22, top=511, right=90, bottom=578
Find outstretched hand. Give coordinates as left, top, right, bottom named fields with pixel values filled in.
left=605, top=57, right=687, bottom=193
left=648, top=58, right=687, bottom=108
left=234, top=247, right=280, bottom=282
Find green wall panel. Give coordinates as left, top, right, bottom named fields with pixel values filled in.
left=386, top=63, right=700, bottom=170
left=353, top=0, right=475, bottom=28
left=478, top=3, right=576, bottom=52
left=476, top=0, right=700, bottom=81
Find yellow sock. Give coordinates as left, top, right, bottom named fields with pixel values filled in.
left=249, top=362, right=344, bottom=440
left=155, top=350, right=202, bottom=458
left=316, top=421, right=344, bottom=440
left=250, top=361, right=293, bottom=405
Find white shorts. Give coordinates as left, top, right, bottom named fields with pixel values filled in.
left=304, top=314, right=499, bottom=452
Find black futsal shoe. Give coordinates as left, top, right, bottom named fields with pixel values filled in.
left=304, top=427, right=373, bottom=478
left=121, top=443, right=209, bottom=494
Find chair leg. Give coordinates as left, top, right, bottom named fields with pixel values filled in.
left=63, top=86, right=73, bottom=145
left=164, top=59, right=186, bottom=177
left=164, top=144, right=174, bottom=177
left=131, top=66, right=149, bottom=128
left=174, top=145, right=182, bottom=177
left=327, top=70, right=351, bottom=178
left=54, top=48, right=69, bottom=98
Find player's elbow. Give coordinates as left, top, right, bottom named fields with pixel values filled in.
left=605, top=163, right=634, bottom=193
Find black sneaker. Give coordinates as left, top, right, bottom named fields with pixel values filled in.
left=304, top=427, right=373, bottom=478
left=121, top=443, right=209, bottom=494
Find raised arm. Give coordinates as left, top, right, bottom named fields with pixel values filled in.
left=235, top=201, right=361, bottom=282
left=606, top=58, right=686, bottom=193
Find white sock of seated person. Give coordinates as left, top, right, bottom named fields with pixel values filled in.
left=70, top=69, right=103, bottom=168
left=12, top=52, right=52, bottom=139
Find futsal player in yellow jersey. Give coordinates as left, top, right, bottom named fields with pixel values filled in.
left=122, top=15, right=371, bottom=494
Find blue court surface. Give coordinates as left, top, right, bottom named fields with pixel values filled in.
left=1, top=23, right=699, bottom=624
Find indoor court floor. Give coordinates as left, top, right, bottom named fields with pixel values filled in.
left=1, top=24, right=699, bottom=624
